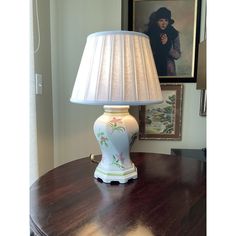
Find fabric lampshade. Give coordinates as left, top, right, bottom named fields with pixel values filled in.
left=70, top=31, right=163, bottom=105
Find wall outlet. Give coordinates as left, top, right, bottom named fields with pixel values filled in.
left=35, top=73, right=43, bottom=95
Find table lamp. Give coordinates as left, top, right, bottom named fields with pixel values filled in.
left=70, top=31, right=163, bottom=183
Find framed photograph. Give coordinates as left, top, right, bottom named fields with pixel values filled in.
left=128, top=0, right=202, bottom=83
left=139, top=84, right=183, bottom=140
left=199, top=89, right=206, bottom=116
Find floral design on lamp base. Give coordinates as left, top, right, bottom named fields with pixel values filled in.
left=94, top=106, right=138, bottom=184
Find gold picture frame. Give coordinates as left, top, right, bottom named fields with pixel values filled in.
left=139, top=84, right=183, bottom=140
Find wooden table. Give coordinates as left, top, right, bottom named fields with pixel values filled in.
left=30, top=152, right=206, bottom=236
left=171, top=148, right=206, bottom=162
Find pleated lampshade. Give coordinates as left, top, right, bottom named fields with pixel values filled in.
left=70, top=31, right=163, bottom=105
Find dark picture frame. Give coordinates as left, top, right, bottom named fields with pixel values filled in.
left=199, top=89, right=206, bottom=116
left=127, top=0, right=202, bottom=83
left=139, top=84, right=183, bottom=140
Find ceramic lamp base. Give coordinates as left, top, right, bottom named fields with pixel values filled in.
left=94, top=163, right=137, bottom=184
left=94, top=105, right=139, bottom=184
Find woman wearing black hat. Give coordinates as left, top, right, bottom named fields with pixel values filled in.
left=145, top=7, right=181, bottom=76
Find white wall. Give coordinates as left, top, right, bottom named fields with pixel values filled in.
left=50, top=0, right=122, bottom=166
left=50, top=0, right=206, bottom=167
left=33, top=0, right=54, bottom=177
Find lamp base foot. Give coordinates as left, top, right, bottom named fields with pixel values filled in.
left=94, top=164, right=138, bottom=184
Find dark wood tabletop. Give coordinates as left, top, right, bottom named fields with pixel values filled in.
left=30, top=152, right=206, bottom=236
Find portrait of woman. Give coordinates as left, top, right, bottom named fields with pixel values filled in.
left=144, top=7, right=181, bottom=76
left=131, top=0, right=199, bottom=81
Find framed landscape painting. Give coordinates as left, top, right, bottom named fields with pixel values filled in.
left=128, top=0, right=201, bottom=83
left=139, top=84, right=183, bottom=140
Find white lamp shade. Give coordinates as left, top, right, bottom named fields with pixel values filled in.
left=70, top=31, right=163, bottom=105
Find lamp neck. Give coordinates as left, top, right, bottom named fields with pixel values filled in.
left=103, top=105, right=130, bottom=114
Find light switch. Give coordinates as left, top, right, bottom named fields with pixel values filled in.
left=35, top=73, right=43, bottom=95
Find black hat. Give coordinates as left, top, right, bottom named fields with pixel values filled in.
left=154, top=7, right=174, bottom=24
